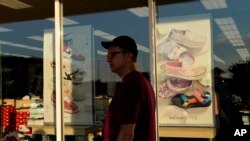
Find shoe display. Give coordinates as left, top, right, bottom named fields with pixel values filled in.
left=63, top=38, right=73, bottom=59
left=18, top=125, right=30, bottom=133
left=157, top=26, right=212, bottom=126
left=63, top=69, right=86, bottom=82
left=167, top=77, right=192, bottom=93
left=71, top=53, right=86, bottom=61
left=63, top=36, right=86, bottom=62
left=63, top=80, right=86, bottom=101
left=178, top=51, right=195, bottom=66
left=63, top=63, right=86, bottom=84
left=63, top=96, right=79, bottom=114
left=171, top=88, right=211, bottom=108
left=158, top=77, right=192, bottom=99
left=158, top=80, right=178, bottom=99
left=158, top=40, right=188, bottom=60
left=165, top=61, right=207, bottom=80
left=63, top=44, right=72, bottom=55
left=168, top=29, right=207, bottom=49
left=51, top=91, right=79, bottom=114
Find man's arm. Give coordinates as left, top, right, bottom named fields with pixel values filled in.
left=117, top=124, right=135, bottom=141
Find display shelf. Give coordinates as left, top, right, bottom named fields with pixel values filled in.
left=1, top=99, right=101, bottom=140
left=30, top=125, right=102, bottom=136
left=159, top=127, right=216, bottom=139
left=0, top=99, right=15, bottom=106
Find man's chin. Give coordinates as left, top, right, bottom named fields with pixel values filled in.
left=110, top=68, right=117, bottom=73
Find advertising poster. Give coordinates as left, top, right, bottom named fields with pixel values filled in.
left=156, top=15, right=214, bottom=126
left=43, top=25, right=94, bottom=125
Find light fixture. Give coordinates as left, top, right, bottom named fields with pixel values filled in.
left=26, top=36, right=44, bottom=42
left=214, top=17, right=234, bottom=25
left=97, top=50, right=107, bottom=56
left=214, top=17, right=245, bottom=47
left=0, top=0, right=32, bottom=9
left=0, top=51, right=31, bottom=58
left=137, top=45, right=150, bottom=53
left=94, top=29, right=150, bottom=53
left=219, top=24, right=237, bottom=31
left=213, top=54, right=225, bottom=64
left=0, top=40, right=42, bottom=51
left=127, top=7, right=148, bottom=17
left=94, top=30, right=116, bottom=40
left=47, top=17, right=79, bottom=25
left=0, top=27, right=12, bottom=32
left=236, top=48, right=250, bottom=62
left=0, top=52, right=31, bottom=58
left=201, top=0, right=227, bottom=10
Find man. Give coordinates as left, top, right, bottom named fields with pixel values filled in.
left=101, top=35, right=156, bottom=141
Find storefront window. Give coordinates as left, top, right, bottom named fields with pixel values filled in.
left=0, top=0, right=54, bottom=140
left=61, top=1, right=151, bottom=140
left=1, top=0, right=152, bottom=140
left=2, top=0, right=249, bottom=140
left=61, top=3, right=151, bottom=140
left=156, top=0, right=250, bottom=140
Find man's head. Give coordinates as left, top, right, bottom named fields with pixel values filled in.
left=101, top=35, right=138, bottom=62
left=101, top=35, right=138, bottom=77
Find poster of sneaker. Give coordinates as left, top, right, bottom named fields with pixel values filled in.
left=156, top=14, right=214, bottom=127
left=43, top=25, right=94, bottom=125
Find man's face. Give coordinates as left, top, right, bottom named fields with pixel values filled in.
left=106, top=46, right=128, bottom=74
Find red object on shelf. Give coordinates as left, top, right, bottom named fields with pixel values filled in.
left=1, top=106, right=16, bottom=130
left=1, top=106, right=31, bottom=133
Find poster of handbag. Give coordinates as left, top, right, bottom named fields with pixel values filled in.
left=156, top=14, right=214, bottom=126
left=43, top=25, right=94, bottom=125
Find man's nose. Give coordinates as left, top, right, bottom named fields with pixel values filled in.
left=106, top=57, right=111, bottom=62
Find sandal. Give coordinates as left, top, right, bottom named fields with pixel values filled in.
left=171, top=88, right=211, bottom=108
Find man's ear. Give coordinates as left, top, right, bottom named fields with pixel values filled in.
left=126, top=52, right=133, bottom=61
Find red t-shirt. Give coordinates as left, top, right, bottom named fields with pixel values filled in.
left=103, top=71, right=156, bottom=141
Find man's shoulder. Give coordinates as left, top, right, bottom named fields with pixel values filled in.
left=124, top=70, right=139, bottom=78
left=124, top=71, right=145, bottom=81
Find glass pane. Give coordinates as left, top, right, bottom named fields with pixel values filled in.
left=63, top=1, right=150, bottom=140
left=0, top=0, right=54, bottom=140
left=156, top=0, right=250, bottom=140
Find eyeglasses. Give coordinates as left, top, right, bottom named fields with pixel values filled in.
left=106, top=51, right=128, bottom=59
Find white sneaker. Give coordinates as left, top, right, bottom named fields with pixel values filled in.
left=158, top=40, right=187, bottom=60
left=18, top=125, right=30, bottom=132
left=168, top=29, right=206, bottom=49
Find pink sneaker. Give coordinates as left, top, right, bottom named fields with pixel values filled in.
left=165, top=61, right=207, bottom=80
left=51, top=91, right=79, bottom=114
left=64, top=96, right=79, bottom=114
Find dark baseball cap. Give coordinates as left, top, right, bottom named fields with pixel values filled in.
left=101, top=35, right=138, bottom=58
